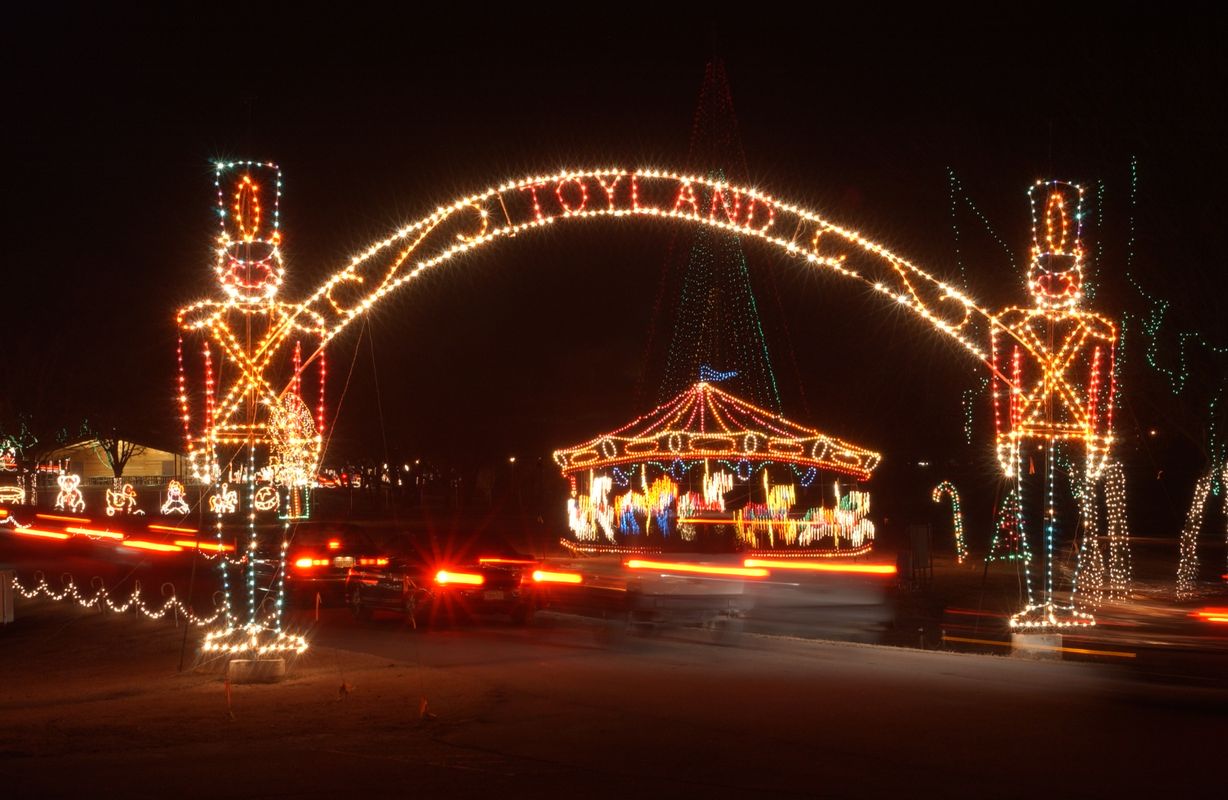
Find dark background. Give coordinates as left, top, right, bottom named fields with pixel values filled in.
left=4, top=10, right=1225, bottom=539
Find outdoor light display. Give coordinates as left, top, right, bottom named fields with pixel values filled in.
left=159, top=479, right=190, bottom=515
left=931, top=481, right=968, bottom=564
left=175, top=161, right=326, bottom=654
left=1176, top=463, right=1228, bottom=598
left=53, top=473, right=85, bottom=514
left=176, top=162, right=326, bottom=500
left=989, top=181, right=1118, bottom=629
left=104, top=483, right=144, bottom=516
left=554, top=379, right=880, bottom=553
left=253, top=168, right=1025, bottom=372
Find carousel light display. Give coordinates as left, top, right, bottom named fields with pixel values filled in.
left=555, top=378, right=880, bottom=554
left=931, top=481, right=968, bottom=564
left=53, top=473, right=85, bottom=514
left=990, top=181, right=1117, bottom=630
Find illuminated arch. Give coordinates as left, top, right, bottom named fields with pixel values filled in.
left=258, top=168, right=1011, bottom=384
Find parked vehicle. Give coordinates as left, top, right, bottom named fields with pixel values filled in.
left=346, top=531, right=539, bottom=627
left=251, top=522, right=388, bottom=604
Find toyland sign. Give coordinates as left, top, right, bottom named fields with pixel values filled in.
left=298, top=168, right=996, bottom=365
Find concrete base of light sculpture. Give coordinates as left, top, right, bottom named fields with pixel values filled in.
left=1010, top=633, right=1062, bottom=660
left=227, top=657, right=287, bottom=684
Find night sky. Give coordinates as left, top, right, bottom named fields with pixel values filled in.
left=6, top=12, right=1225, bottom=524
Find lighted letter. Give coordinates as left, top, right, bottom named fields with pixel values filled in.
left=672, top=181, right=700, bottom=216
left=555, top=177, right=589, bottom=213
left=595, top=174, right=624, bottom=208
left=519, top=182, right=548, bottom=221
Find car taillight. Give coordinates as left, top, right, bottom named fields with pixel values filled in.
left=294, top=557, right=330, bottom=569
left=532, top=570, right=583, bottom=585
left=435, top=569, right=484, bottom=586
left=357, top=557, right=389, bottom=566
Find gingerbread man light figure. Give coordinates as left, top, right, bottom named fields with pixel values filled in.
left=990, top=181, right=1116, bottom=628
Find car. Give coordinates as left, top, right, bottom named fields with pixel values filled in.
left=346, top=531, right=541, bottom=627
left=250, top=521, right=388, bottom=605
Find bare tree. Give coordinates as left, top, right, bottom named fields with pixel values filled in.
left=87, top=423, right=147, bottom=486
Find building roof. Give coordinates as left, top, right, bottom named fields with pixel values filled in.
left=552, top=381, right=881, bottom=481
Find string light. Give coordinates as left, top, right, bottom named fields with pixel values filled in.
left=988, top=181, right=1116, bottom=629
left=558, top=381, right=877, bottom=552
left=177, top=161, right=332, bottom=654
left=1176, top=465, right=1228, bottom=598
left=554, top=381, right=880, bottom=481
left=53, top=473, right=85, bottom=514
left=239, top=167, right=1042, bottom=380
left=208, top=483, right=238, bottom=515
left=1074, top=473, right=1104, bottom=609
left=0, top=485, right=27, bottom=504
left=931, top=481, right=968, bottom=564
left=10, top=571, right=224, bottom=627
left=105, top=483, right=145, bottom=516
left=160, top=479, right=191, bottom=515
left=1102, top=461, right=1132, bottom=600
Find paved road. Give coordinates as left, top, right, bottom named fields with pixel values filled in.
left=269, top=605, right=1228, bottom=797
left=6, top=538, right=1227, bottom=798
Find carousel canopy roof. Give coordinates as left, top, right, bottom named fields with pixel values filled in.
left=553, top=381, right=881, bottom=481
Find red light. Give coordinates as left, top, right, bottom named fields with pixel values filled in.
left=294, top=557, right=330, bottom=569
left=149, top=523, right=197, bottom=534
left=327, top=539, right=341, bottom=550
left=625, top=559, right=768, bottom=578
left=357, top=557, right=389, bottom=566
left=37, top=512, right=89, bottom=523
left=121, top=540, right=184, bottom=553
left=435, top=570, right=484, bottom=586
left=480, top=557, right=537, bottom=565
left=13, top=526, right=70, bottom=541
left=532, top=570, right=583, bottom=585
left=742, top=558, right=897, bottom=576
left=1192, top=608, right=1228, bottom=624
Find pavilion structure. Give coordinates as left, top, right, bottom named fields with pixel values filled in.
left=553, top=379, right=881, bottom=556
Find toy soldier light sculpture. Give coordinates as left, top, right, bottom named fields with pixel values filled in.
left=176, top=161, right=324, bottom=651
left=990, top=181, right=1116, bottom=629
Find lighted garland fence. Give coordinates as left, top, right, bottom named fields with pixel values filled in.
left=10, top=571, right=225, bottom=626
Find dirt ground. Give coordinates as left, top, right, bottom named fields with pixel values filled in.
left=0, top=599, right=544, bottom=798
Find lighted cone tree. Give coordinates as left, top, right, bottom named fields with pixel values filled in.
left=653, top=58, right=782, bottom=413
